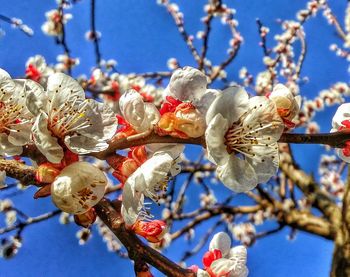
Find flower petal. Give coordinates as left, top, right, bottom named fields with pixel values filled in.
left=0, top=134, right=22, bottom=156
left=64, top=134, right=109, bottom=154
left=209, top=232, right=231, bottom=257
left=32, top=112, right=64, bottom=163
left=216, top=155, right=257, bottom=192
left=7, top=122, right=32, bottom=146
left=167, top=66, right=207, bottom=101
left=206, top=86, right=249, bottom=127
left=205, top=114, right=230, bottom=165
left=25, top=79, right=47, bottom=116
left=47, top=73, right=85, bottom=111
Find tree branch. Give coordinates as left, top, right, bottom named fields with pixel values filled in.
left=94, top=198, right=195, bottom=277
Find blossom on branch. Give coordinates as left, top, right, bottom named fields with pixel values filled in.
left=268, top=84, right=301, bottom=129
left=121, top=147, right=182, bottom=226
left=25, top=55, right=54, bottom=85
left=157, top=66, right=218, bottom=138
left=331, top=103, right=350, bottom=162
left=26, top=73, right=118, bottom=163
left=0, top=69, right=33, bottom=156
left=205, top=86, right=284, bottom=192
left=193, top=232, right=248, bottom=277
left=51, top=162, right=107, bottom=214
left=41, top=9, right=72, bottom=36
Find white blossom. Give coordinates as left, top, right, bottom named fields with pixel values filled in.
left=205, top=86, right=284, bottom=192
left=26, top=73, right=117, bottom=163
left=51, top=162, right=107, bottom=214
left=0, top=69, right=33, bottom=156
left=121, top=149, right=181, bottom=226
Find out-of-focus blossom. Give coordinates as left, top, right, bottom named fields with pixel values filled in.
left=51, top=162, right=107, bottom=214
left=55, top=54, right=80, bottom=72
left=41, top=9, right=72, bottom=36
left=205, top=86, right=283, bottom=192
left=26, top=72, right=117, bottom=163
left=25, top=55, right=54, bottom=85
left=0, top=237, right=22, bottom=259
left=76, top=228, right=92, bottom=245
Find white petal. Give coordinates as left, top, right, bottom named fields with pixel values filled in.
left=47, top=73, right=85, bottom=111
left=194, top=89, right=220, bottom=116
left=336, top=148, right=350, bottom=163
left=197, top=269, right=210, bottom=277
left=64, top=135, right=109, bottom=154
left=332, top=103, right=350, bottom=130
left=25, top=79, right=47, bottom=116
left=229, top=246, right=247, bottom=265
left=134, top=102, right=160, bottom=132
left=119, top=89, right=145, bottom=127
left=167, top=67, right=207, bottom=101
left=32, top=112, right=64, bottom=163
left=210, top=258, right=235, bottom=276
left=0, top=69, right=16, bottom=102
left=77, top=99, right=118, bottom=141
left=209, top=232, right=231, bottom=257
left=7, top=122, right=32, bottom=146
left=243, top=96, right=284, bottom=143
left=205, top=114, right=230, bottom=165
left=217, top=155, right=258, bottom=192
left=51, top=162, right=107, bottom=214
left=246, top=143, right=279, bottom=184
left=0, top=134, right=22, bottom=156
left=206, top=86, right=249, bottom=127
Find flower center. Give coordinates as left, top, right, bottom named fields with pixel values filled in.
left=47, top=96, right=92, bottom=138
left=0, top=100, right=24, bottom=134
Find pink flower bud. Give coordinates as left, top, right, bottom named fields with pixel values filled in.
left=132, top=220, right=167, bottom=243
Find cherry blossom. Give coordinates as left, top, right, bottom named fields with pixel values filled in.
left=156, top=67, right=218, bottom=139
left=119, top=89, right=160, bottom=136
left=193, top=232, right=248, bottom=277
left=331, top=103, right=350, bottom=162
left=25, top=55, right=54, bottom=85
left=268, top=84, right=301, bottom=129
left=205, top=86, right=284, bottom=192
left=121, top=146, right=182, bottom=226
left=0, top=69, right=33, bottom=156
left=26, top=72, right=118, bottom=163
left=51, top=162, right=107, bottom=214
left=41, top=9, right=72, bottom=36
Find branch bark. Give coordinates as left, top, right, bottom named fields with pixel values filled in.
left=95, top=198, right=195, bottom=277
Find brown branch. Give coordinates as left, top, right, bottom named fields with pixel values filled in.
left=92, top=132, right=206, bottom=160
left=280, top=154, right=341, bottom=226
left=94, top=198, right=195, bottom=277
left=0, top=158, right=38, bottom=186
left=0, top=210, right=61, bottom=235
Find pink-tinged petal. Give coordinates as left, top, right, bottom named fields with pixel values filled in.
left=206, top=86, right=249, bottom=127
left=209, top=232, right=232, bottom=257
left=205, top=114, right=230, bottom=165
left=167, top=67, right=207, bottom=102
left=32, top=112, right=64, bottom=163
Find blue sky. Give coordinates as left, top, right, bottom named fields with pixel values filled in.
left=0, top=0, right=348, bottom=276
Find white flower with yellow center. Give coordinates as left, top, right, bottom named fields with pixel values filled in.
left=26, top=73, right=118, bottom=163
left=0, top=69, right=33, bottom=156
left=205, top=86, right=284, bottom=192
left=51, top=162, right=107, bottom=214
left=121, top=147, right=182, bottom=226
